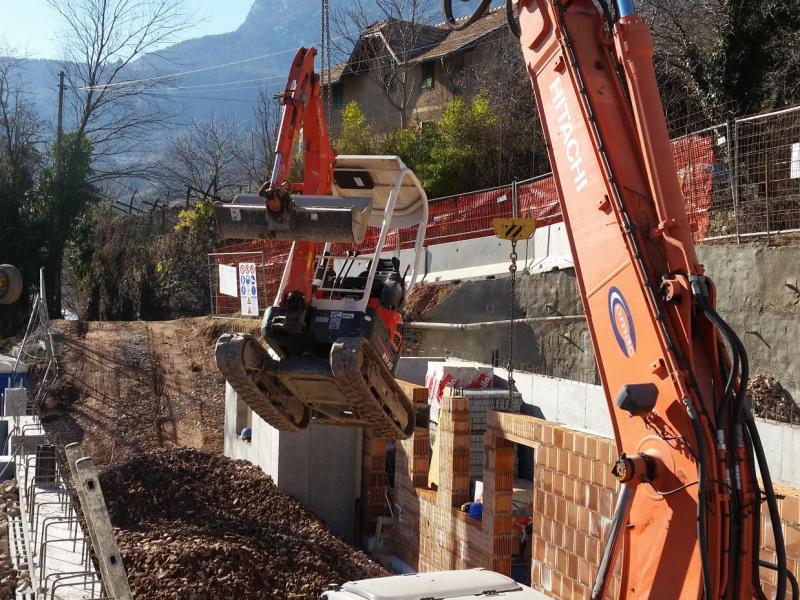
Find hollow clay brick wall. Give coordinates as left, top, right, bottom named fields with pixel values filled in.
left=392, top=395, right=800, bottom=598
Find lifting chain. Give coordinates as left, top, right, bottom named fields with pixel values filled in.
left=321, top=0, right=332, bottom=135
left=492, top=216, right=537, bottom=411
left=506, top=240, right=518, bottom=411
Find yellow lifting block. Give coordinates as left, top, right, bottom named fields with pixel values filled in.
left=492, top=217, right=537, bottom=242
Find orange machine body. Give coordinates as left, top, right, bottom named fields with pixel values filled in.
left=515, top=0, right=757, bottom=597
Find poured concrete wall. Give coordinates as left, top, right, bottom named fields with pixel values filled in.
left=697, top=244, right=800, bottom=397
left=223, top=384, right=361, bottom=543
left=410, top=237, right=800, bottom=398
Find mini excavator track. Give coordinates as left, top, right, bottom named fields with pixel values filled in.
left=216, top=333, right=415, bottom=439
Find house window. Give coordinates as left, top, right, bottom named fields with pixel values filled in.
left=331, top=82, right=344, bottom=108
left=420, top=61, right=435, bottom=90
left=381, top=58, right=397, bottom=91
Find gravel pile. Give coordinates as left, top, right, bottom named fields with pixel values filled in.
left=99, top=448, right=388, bottom=599
left=0, top=480, right=31, bottom=599
left=748, top=373, right=799, bottom=424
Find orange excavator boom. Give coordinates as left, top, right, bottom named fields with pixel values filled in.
left=445, top=0, right=791, bottom=597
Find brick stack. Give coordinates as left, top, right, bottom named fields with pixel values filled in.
left=393, top=390, right=491, bottom=572
left=361, top=431, right=389, bottom=532
left=487, top=412, right=621, bottom=599
left=482, top=432, right=516, bottom=575
left=392, top=402, right=800, bottom=598
left=463, top=390, right=522, bottom=480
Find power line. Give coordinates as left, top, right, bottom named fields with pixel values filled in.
left=77, top=48, right=300, bottom=91
left=157, top=75, right=286, bottom=90
left=74, top=5, right=456, bottom=92
left=112, top=23, right=513, bottom=99
left=151, top=30, right=516, bottom=114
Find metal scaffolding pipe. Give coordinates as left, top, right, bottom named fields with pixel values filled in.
left=404, top=315, right=585, bottom=331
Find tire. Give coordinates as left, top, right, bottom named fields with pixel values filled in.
left=0, top=264, right=22, bottom=305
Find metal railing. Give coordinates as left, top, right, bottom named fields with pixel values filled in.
left=12, top=269, right=58, bottom=414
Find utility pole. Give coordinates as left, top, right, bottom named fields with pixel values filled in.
left=57, top=71, right=65, bottom=150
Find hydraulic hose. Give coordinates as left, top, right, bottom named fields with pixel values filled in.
left=698, top=295, right=747, bottom=598
left=697, top=295, right=739, bottom=423
left=759, top=561, right=799, bottom=600
left=505, top=0, right=521, bottom=37
left=745, top=400, right=788, bottom=599
left=697, top=294, right=788, bottom=599
left=683, top=395, right=713, bottom=600
left=744, top=425, right=768, bottom=600
left=441, top=0, right=491, bottom=30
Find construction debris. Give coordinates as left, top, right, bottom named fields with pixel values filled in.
left=100, top=448, right=388, bottom=599
left=0, top=480, right=30, bottom=600
left=748, top=373, right=799, bottom=424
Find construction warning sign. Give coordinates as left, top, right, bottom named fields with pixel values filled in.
left=239, top=262, right=260, bottom=316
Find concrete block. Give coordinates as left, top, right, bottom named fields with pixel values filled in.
left=9, top=433, right=47, bottom=454
left=3, top=387, right=27, bottom=417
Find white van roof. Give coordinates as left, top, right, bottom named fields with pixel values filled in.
left=324, top=569, right=550, bottom=600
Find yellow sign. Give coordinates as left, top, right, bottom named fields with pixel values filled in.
left=492, top=218, right=537, bottom=241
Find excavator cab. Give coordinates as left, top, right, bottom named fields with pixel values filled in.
left=214, top=156, right=428, bottom=439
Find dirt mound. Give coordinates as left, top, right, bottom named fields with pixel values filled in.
left=748, top=373, right=799, bottom=424
left=44, top=317, right=235, bottom=466
left=100, top=448, right=388, bottom=599
left=403, top=282, right=458, bottom=322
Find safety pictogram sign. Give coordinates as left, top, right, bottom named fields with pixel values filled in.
left=239, top=262, right=260, bottom=316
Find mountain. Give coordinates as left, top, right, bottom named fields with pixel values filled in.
left=12, top=0, right=350, bottom=130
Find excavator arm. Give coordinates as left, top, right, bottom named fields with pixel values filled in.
left=265, top=46, right=335, bottom=306
left=447, top=0, right=789, bottom=597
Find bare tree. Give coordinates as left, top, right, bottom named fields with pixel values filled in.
left=0, top=53, right=43, bottom=188
left=639, top=0, right=800, bottom=118
left=47, top=0, right=195, bottom=182
left=159, top=116, right=251, bottom=200
left=332, top=0, right=433, bottom=128
left=243, top=88, right=280, bottom=188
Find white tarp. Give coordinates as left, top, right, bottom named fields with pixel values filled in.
left=239, top=262, right=260, bottom=316
left=791, top=142, right=800, bottom=179
left=218, top=264, right=238, bottom=297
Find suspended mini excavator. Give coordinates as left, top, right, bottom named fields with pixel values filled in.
left=213, top=48, right=428, bottom=440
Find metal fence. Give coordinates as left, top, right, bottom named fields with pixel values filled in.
left=727, top=106, right=800, bottom=242
left=209, top=104, right=800, bottom=314
left=12, top=271, right=58, bottom=413
left=207, top=250, right=273, bottom=317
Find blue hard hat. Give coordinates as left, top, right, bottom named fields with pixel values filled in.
left=241, top=427, right=253, bottom=438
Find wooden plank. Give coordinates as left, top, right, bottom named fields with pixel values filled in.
left=65, top=443, right=132, bottom=600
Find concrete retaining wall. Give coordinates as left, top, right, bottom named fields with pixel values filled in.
left=398, top=222, right=574, bottom=284
left=223, top=384, right=361, bottom=543
left=410, top=235, right=800, bottom=398
left=697, top=244, right=800, bottom=398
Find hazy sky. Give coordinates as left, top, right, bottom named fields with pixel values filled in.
left=1, top=0, right=256, bottom=59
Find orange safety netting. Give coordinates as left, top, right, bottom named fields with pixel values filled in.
left=213, top=135, right=717, bottom=311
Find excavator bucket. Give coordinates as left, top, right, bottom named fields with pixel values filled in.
left=215, top=333, right=416, bottom=439
left=213, top=194, right=373, bottom=243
